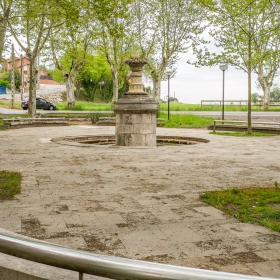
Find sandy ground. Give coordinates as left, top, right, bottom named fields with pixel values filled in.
left=0, top=124, right=280, bottom=278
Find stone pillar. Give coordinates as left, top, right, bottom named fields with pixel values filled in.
left=114, top=58, right=157, bottom=146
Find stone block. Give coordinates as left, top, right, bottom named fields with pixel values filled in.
left=123, top=114, right=133, bottom=123
left=115, top=114, right=121, bottom=124
left=116, top=124, right=132, bottom=133
left=131, top=134, right=146, bottom=146
left=145, top=134, right=157, bottom=146
left=131, top=114, right=142, bottom=123
left=116, top=103, right=142, bottom=110
left=133, top=124, right=154, bottom=134
left=140, top=103, right=158, bottom=111
left=116, top=133, right=125, bottom=146
left=141, top=114, right=152, bottom=124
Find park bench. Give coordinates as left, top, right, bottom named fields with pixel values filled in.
left=3, top=117, right=69, bottom=129
left=209, top=120, right=280, bottom=134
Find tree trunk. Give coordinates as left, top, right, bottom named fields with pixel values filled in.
left=258, top=73, right=271, bottom=109
left=0, top=3, right=12, bottom=64
left=0, top=20, right=7, bottom=62
left=65, top=73, right=75, bottom=108
left=248, top=69, right=252, bottom=134
left=151, top=75, right=161, bottom=104
left=28, top=55, right=38, bottom=117
left=247, top=7, right=252, bottom=135
left=112, top=72, right=119, bottom=103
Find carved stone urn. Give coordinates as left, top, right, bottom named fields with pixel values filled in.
left=114, top=57, right=158, bottom=147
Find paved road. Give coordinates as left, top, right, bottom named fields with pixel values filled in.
left=1, top=107, right=280, bottom=119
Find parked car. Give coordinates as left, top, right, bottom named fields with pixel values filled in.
left=21, top=97, right=56, bottom=110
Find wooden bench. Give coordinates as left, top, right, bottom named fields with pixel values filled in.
left=3, top=117, right=69, bottom=128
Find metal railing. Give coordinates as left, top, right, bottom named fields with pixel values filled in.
left=201, top=100, right=280, bottom=107
left=201, top=100, right=254, bottom=106
left=212, top=120, right=280, bottom=132
left=0, top=233, right=278, bottom=280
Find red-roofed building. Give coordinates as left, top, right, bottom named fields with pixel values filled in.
left=6, top=57, right=59, bottom=85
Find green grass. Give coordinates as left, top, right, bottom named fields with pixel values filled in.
left=160, top=102, right=280, bottom=111
left=56, top=101, right=113, bottom=111
left=210, top=131, right=276, bottom=137
left=0, top=171, right=22, bottom=201
left=200, top=185, right=280, bottom=232
left=0, top=118, right=7, bottom=130
left=158, top=112, right=215, bottom=128
left=0, top=100, right=22, bottom=109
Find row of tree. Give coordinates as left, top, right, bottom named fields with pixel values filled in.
left=252, top=87, right=280, bottom=103
left=1, top=0, right=280, bottom=132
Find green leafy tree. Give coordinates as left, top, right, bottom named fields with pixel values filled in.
left=51, top=68, right=64, bottom=84
left=251, top=93, right=262, bottom=104
left=8, top=69, right=21, bottom=90
left=50, top=0, right=91, bottom=108
left=91, top=0, right=136, bottom=102
left=79, top=53, right=112, bottom=101
left=135, top=0, right=207, bottom=103
left=7, top=0, right=71, bottom=116
left=194, top=0, right=280, bottom=133
left=270, top=86, right=280, bottom=102
left=0, top=70, right=21, bottom=90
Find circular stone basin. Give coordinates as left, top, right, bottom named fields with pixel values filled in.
left=52, top=135, right=209, bottom=146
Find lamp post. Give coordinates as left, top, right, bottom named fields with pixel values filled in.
left=165, top=68, right=173, bottom=120
left=99, top=80, right=105, bottom=90
left=98, top=80, right=105, bottom=100
left=219, top=64, right=228, bottom=122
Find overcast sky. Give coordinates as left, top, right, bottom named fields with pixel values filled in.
left=159, top=52, right=265, bottom=104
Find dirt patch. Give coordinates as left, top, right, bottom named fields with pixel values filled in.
left=21, top=218, right=46, bottom=239
left=141, top=254, right=174, bottom=263
left=258, top=234, right=280, bottom=244
left=83, top=235, right=124, bottom=254
left=210, top=252, right=264, bottom=266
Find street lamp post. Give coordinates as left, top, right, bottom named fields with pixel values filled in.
left=99, top=80, right=105, bottom=100
left=219, top=64, right=228, bottom=122
left=165, top=68, right=173, bottom=120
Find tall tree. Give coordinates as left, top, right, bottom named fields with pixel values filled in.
left=194, top=0, right=280, bottom=133
left=270, top=86, right=280, bottom=101
left=0, top=0, right=12, bottom=61
left=135, top=0, right=207, bottom=103
left=78, top=53, right=112, bottom=101
left=90, top=0, right=136, bottom=102
left=7, top=0, right=70, bottom=116
left=50, top=0, right=90, bottom=107
left=255, top=9, right=280, bottom=109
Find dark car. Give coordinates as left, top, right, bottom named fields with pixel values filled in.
left=21, top=97, right=56, bottom=110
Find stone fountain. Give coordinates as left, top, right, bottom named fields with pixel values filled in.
left=114, top=58, right=158, bottom=147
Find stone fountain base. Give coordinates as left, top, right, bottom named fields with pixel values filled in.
left=114, top=97, right=157, bottom=146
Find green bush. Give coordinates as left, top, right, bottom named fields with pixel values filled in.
left=0, top=80, right=10, bottom=88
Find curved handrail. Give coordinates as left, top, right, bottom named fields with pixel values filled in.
left=0, top=233, right=278, bottom=280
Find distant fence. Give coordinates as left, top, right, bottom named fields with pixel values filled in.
left=201, top=100, right=280, bottom=107
left=201, top=100, right=248, bottom=106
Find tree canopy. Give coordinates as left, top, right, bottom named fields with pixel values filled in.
left=194, top=0, right=280, bottom=133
